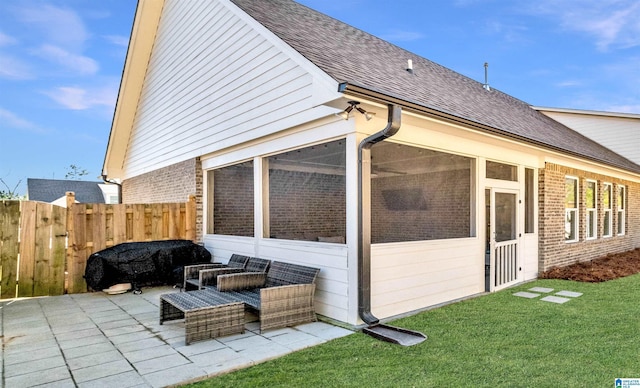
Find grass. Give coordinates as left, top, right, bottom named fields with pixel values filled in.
left=184, top=275, right=640, bottom=387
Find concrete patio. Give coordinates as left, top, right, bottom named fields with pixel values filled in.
left=1, top=287, right=353, bottom=387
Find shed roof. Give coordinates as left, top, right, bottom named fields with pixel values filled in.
left=27, top=179, right=105, bottom=204
left=231, top=0, right=640, bottom=174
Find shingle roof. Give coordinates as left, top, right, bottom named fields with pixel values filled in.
left=231, top=0, right=640, bottom=174
left=27, top=179, right=105, bottom=203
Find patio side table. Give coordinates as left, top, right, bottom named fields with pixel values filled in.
left=160, top=290, right=244, bottom=345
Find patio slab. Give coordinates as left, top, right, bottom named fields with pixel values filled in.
left=540, top=295, right=572, bottom=304
left=556, top=290, right=583, bottom=298
left=513, top=291, right=540, bottom=299
left=1, top=286, right=353, bottom=387
left=529, top=287, right=554, bottom=293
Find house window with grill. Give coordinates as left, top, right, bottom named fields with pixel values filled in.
left=565, top=176, right=578, bottom=242
left=617, top=185, right=626, bottom=236
left=603, top=183, right=612, bottom=238
left=586, top=180, right=597, bottom=240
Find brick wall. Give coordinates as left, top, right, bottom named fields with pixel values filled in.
left=539, top=162, right=639, bottom=271
left=122, top=158, right=203, bottom=242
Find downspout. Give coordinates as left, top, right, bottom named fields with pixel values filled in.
left=101, top=175, right=123, bottom=204
left=358, top=104, right=402, bottom=325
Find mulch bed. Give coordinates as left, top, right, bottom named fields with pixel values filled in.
left=539, top=248, right=640, bottom=282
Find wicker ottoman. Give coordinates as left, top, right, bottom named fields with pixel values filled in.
left=160, top=291, right=244, bottom=345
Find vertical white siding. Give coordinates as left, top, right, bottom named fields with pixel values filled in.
left=123, top=0, right=338, bottom=178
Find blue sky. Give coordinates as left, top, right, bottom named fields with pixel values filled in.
left=1, top=0, right=639, bottom=195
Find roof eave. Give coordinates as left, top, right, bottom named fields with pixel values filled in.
left=340, top=82, right=640, bottom=174
left=102, top=0, right=165, bottom=181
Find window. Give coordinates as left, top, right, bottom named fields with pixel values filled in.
left=267, top=139, right=346, bottom=242
left=486, top=161, right=517, bottom=181
left=617, top=185, right=626, bottom=235
left=586, top=180, right=597, bottom=240
left=565, top=176, right=578, bottom=242
left=370, top=142, right=475, bottom=243
left=603, top=183, right=612, bottom=238
left=207, top=161, right=254, bottom=236
left=524, top=168, right=535, bottom=233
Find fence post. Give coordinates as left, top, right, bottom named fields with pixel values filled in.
left=0, top=200, right=20, bottom=299
left=65, top=192, right=75, bottom=294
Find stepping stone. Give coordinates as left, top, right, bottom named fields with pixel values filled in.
left=556, top=291, right=583, bottom=298
left=540, top=296, right=571, bottom=304
left=513, top=292, right=540, bottom=299
left=529, top=287, right=554, bottom=293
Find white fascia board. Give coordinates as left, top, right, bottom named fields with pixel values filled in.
left=103, top=0, right=165, bottom=180
left=533, top=106, right=640, bottom=120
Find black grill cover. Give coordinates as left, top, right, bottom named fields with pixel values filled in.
left=84, top=240, right=211, bottom=290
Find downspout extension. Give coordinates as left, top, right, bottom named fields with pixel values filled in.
left=357, top=104, right=402, bottom=325
left=101, top=175, right=123, bottom=204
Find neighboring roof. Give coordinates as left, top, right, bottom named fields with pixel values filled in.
left=533, top=106, right=640, bottom=120
left=231, top=0, right=640, bottom=174
left=27, top=179, right=106, bottom=203
left=533, top=106, right=640, bottom=168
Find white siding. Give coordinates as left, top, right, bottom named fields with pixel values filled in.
left=542, top=111, right=640, bottom=166
left=123, top=0, right=339, bottom=178
left=203, top=235, right=351, bottom=323
left=371, top=239, right=484, bottom=319
left=522, top=234, right=538, bottom=280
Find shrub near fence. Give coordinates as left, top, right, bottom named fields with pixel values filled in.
left=0, top=193, right=196, bottom=299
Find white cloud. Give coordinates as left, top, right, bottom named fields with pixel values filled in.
left=14, top=4, right=89, bottom=51
left=556, top=80, right=582, bottom=87
left=606, top=104, right=640, bottom=114
left=43, top=83, right=118, bottom=111
left=34, top=44, right=99, bottom=75
left=0, top=31, right=17, bottom=47
left=0, top=54, right=34, bottom=80
left=103, top=35, right=129, bottom=48
left=0, top=107, right=46, bottom=133
left=380, top=30, right=425, bottom=42
left=483, top=21, right=529, bottom=43
left=525, top=0, right=640, bottom=51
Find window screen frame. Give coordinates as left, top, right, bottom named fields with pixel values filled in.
left=565, top=176, right=578, bottom=243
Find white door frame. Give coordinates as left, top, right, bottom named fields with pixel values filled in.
left=487, top=187, right=522, bottom=291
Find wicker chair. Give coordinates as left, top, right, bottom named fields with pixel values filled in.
left=197, top=257, right=271, bottom=290
left=214, top=261, right=320, bottom=332
left=183, top=254, right=249, bottom=290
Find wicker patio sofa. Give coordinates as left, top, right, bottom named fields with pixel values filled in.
left=183, top=253, right=249, bottom=290
left=212, top=261, right=320, bottom=332
left=195, top=257, right=270, bottom=290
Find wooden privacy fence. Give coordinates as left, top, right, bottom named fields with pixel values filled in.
left=0, top=193, right=196, bottom=299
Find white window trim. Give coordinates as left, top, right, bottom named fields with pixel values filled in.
left=586, top=179, right=597, bottom=240
left=617, top=185, right=626, bottom=236
left=565, top=176, right=579, bottom=243
left=603, top=182, right=613, bottom=238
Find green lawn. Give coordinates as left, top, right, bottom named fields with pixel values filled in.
left=185, top=275, right=640, bottom=387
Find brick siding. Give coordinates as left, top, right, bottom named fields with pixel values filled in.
left=121, top=158, right=203, bottom=242
left=539, top=162, right=639, bottom=271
